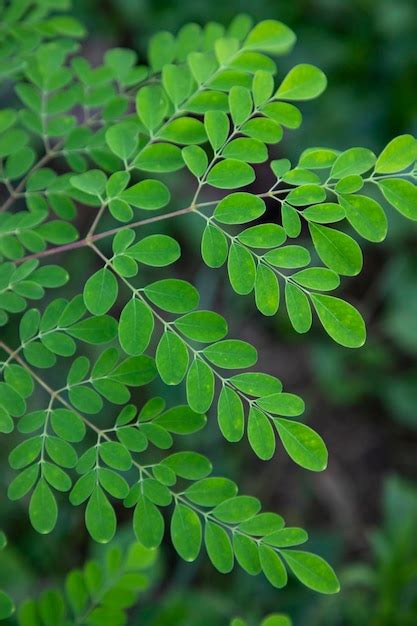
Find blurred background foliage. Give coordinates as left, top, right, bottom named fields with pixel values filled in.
left=2, top=1, right=417, bottom=625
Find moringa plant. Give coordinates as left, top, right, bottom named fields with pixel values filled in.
left=0, top=530, right=292, bottom=625
left=1, top=1, right=417, bottom=622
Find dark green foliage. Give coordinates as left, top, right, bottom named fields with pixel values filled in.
left=1, top=1, right=417, bottom=623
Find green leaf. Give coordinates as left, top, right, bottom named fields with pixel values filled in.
left=265, top=245, right=310, bottom=269
left=378, top=178, right=417, bottom=220
left=33, top=265, right=69, bottom=288
left=284, top=169, right=320, bottom=185
left=203, top=339, right=257, bottom=369
left=127, top=234, right=180, bottom=267
left=105, top=122, right=138, bottom=160
left=160, top=117, right=207, bottom=145
left=0, top=382, right=25, bottom=417
left=85, top=486, right=116, bottom=543
left=285, top=282, right=312, bottom=334
left=105, top=47, right=137, bottom=79
left=231, top=373, right=282, bottom=397
left=116, top=427, right=147, bottom=453
left=136, top=85, right=168, bottom=132
left=38, top=221, right=78, bottom=245
left=215, top=37, right=239, bottom=65
left=134, top=143, right=184, bottom=173
left=120, top=179, right=170, bottom=210
left=286, top=184, right=326, bottom=206
left=0, top=109, right=16, bottom=134
left=244, top=20, right=296, bottom=54
left=238, top=512, right=284, bottom=535
left=255, top=264, right=280, bottom=316
left=282, top=203, right=302, bottom=237
left=259, top=545, right=287, bottom=588
left=51, top=409, right=86, bottom=443
left=70, top=388, right=101, bottom=416
left=15, top=312, right=38, bottom=345
left=44, top=463, right=71, bottom=493
left=83, top=268, right=118, bottom=315
left=229, top=86, right=252, bottom=126
left=133, top=495, right=164, bottom=549
left=163, top=452, right=212, bottom=480
left=233, top=534, right=261, bottom=575
left=334, top=175, right=364, bottom=194
left=0, top=407, right=14, bottom=434
left=188, top=51, right=217, bottom=84
left=148, top=31, right=176, bottom=72
left=375, top=134, right=417, bottom=174
left=223, top=137, right=268, bottom=163
left=47, top=437, right=77, bottom=469
left=118, top=298, right=154, bottom=355
left=45, top=15, right=86, bottom=37
left=264, top=527, right=308, bottom=547
left=228, top=242, right=256, bottom=295
left=205, top=521, right=234, bottom=573
left=0, top=129, right=28, bottom=158
left=99, top=441, right=132, bottom=470
left=8, top=465, right=39, bottom=501
left=201, top=224, right=229, bottom=267
left=281, top=550, right=340, bottom=594
left=303, top=202, right=345, bottom=223
left=275, top=418, right=327, bottom=471
left=4, top=364, right=34, bottom=398
left=182, top=145, right=208, bottom=178
left=205, top=111, right=230, bottom=151
left=156, top=331, right=189, bottom=385
left=175, top=311, right=227, bottom=342
left=214, top=192, right=266, bottom=224
left=155, top=405, right=206, bottom=435
left=162, top=64, right=193, bottom=107
left=239, top=224, right=286, bottom=248
left=188, top=91, right=228, bottom=114
left=248, top=406, right=275, bottom=460
left=263, top=102, right=302, bottom=129
left=330, top=147, right=375, bottom=179
left=309, top=223, right=363, bottom=276
left=253, top=70, right=274, bottom=107
left=311, top=293, right=366, bottom=348
left=99, top=467, right=129, bottom=498
left=67, top=316, right=118, bottom=344
left=5, top=146, right=36, bottom=180
left=70, top=170, right=107, bottom=196
left=340, top=194, right=387, bottom=242
left=218, top=386, right=244, bottom=442
left=257, top=392, right=304, bottom=417
left=106, top=171, right=130, bottom=198
left=241, top=118, right=282, bottom=143
left=109, top=199, right=132, bottom=222
left=275, top=64, right=327, bottom=100
left=29, top=478, right=58, bottom=534
left=143, top=477, right=172, bottom=506
left=185, top=477, right=237, bottom=506
left=171, top=504, right=202, bottom=562
left=207, top=159, right=255, bottom=189
left=213, top=496, right=260, bottom=523
left=292, top=267, right=340, bottom=291
left=299, top=147, right=338, bottom=169
left=144, top=279, right=199, bottom=313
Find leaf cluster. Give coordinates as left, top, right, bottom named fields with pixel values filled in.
left=1, top=2, right=417, bottom=623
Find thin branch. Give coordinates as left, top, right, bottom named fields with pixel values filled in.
left=0, top=340, right=102, bottom=437
left=15, top=204, right=196, bottom=264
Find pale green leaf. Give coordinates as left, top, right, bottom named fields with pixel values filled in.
left=275, top=64, right=327, bottom=100
left=311, top=293, right=366, bottom=348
